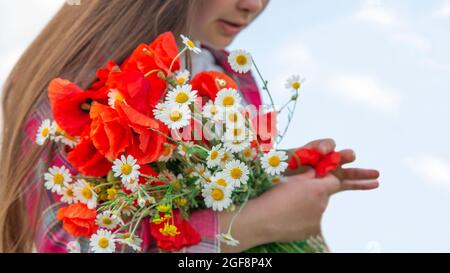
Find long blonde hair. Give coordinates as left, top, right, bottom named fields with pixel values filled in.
left=0, top=0, right=198, bottom=252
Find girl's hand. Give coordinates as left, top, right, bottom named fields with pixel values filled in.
left=219, top=139, right=380, bottom=252
left=286, top=138, right=380, bottom=188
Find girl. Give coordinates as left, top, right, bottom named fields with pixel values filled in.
left=0, top=0, right=380, bottom=253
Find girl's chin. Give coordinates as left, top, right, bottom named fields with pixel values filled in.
left=203, top=35, right=235, bottom=50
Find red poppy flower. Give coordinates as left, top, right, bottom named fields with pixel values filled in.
left=89, top=102, right=132, bottom=161
left=116, top=103, right=169, bottom=164
left=122, top=32, right=180, bottom=74
left=48, top=78, right=107, bottom=136
left=67, top=127, right=112, bottom=177
left=191, top=71, right=238, bottom=101
left=106, top=70, right=165, bottom=116
left=250, top=111, right=277, bottom=152
left=287, top=147, right=322, bottom=170
left=150, top=209, right=201, bottom=251
left=90, top=61, right=120, bottom=91
left=56, top=203, right=98, bottom=238
left=288, top=147, right=342, bottom=177
left=315, top=152, right=341, bottom=177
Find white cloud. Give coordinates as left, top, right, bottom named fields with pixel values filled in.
left=404, top=156, right=450, bottom=188
left=433, top=0, right=450, bottom=18
left=354, top=0, right=398, bottom=26
left=328, top=75, right=401, bottom=113
left=353, top=0, right=432, bottom=53
left=392, top=32, right=432, bottom=52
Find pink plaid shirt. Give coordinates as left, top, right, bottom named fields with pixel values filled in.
left=23, top=49, right=262, bottom=253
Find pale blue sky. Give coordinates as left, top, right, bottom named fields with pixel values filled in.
left=1, top=0, right=450, bottom=252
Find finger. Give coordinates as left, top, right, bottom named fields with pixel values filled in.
left=304, top=138, right=336, bottom=154
left=340, top=168, right=380, bottom=180
left=339, top=179, right=380, bottom=192
left=339, top=149, right=356, bottom=165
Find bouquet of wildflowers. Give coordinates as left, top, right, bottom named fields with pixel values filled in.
left=35, top=32, right=338, bottom=253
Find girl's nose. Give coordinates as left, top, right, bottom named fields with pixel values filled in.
left=237, top=0, right=265, bottom=14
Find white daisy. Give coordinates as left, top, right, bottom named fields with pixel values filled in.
left=223, top=125, right=248, bottom=142
left=54, top=134, right=79, bottom=148
left=60, top=184, right=76, bottom=204
left=202, top=100, right=224, bottom=122
left=241, top=147, right=257, bottom=161
left=211, top=172, right=234, bottom=190
left=120, top=202, right=138, bottom=217
left=107, top=88, right=126, bottom=109
left=217, top=233, right=240, bottom=247
left=270, top=175, right=288, bottom=184
left=192, top=164, right=211, bottom=179
left=174, top=70, right=190, bottom=86
left=153, top=102, right=167, bottom=121
left=112, top=155, right=141, bottom=184
left=180, top=34, right=201, bottom=54
left=206, top=145, right=224, bottom=168
left=159, top=104, right=191, bottom=130
left=285, top=75, right=305, bottom=91
left=215, top=88, right=242, bottom=109
left=202, top=184, right=232, bottom=212
left=117, top=233, right=142, bottom=252
left=261, top=150, right=289, bottom=176
left=73, top=179, right=97, bottom=209
left=228, top=50, right=252, bottom=74
left=165, top=84, right=197, bottom=106
left=220, top=150, right=234, bottom=168
left=96, top=211, right=120, bottom=230
left=224, top=139, right=250, bottom=153
left=67, top=241, right=81, bottom=253
left=223, top=109, right=245, bottom=128
left=90, top=229, right=117, bottom=253
left=177, top=141, right=194, bottom=157
left=223, top=160, right=249, bottom=187
left=35, top=119, right=55, bottom=145
left=44, top=166, right=72, bottom=194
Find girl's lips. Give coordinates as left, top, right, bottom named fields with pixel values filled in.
left=218, top=19, right=246, bottom=35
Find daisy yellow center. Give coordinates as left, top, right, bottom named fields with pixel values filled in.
left=236, top=55, right=248, bottom=66
left=113, top=90, right=124, bottom=103
left=292, top=82, right=301, bottom=90
left=102, top=218, right=112, bottom=225
left=222, top=96, right=235, bottom=107
left=129, top=179, right=136, bottom=185
left=176, top=78, right=186, bottom=85
left=211, top=189, right=224, bottom=201
left=228, top=113, right=239, bottom=123
left=221, top=153, right=229, bottom=162
left=210, top=150, right=219, bottom=160
left=243, top=149, right=252, bottom=158
left=216, top=178, right=227, bottom=187
left=272, top=177, right=281, bottom=183
left=186, top=39, right=195, bottom=49
left=81, top=187, right=92, bottom=199
left=98, top=237, right=110, bottom=249
left=268, top=156, right=281, bottom=167
left=53, top=173, right=64, bottom=185
left=169, top=110, right=183, bottom=122
left=121, top=164, right=133, bottom=175
left=41, top=128, right=50, bottom=138
left=233, top=128, right=242, bottom=137
left=230, top=168, right=243, bottom=180
left=66, top=188, right=74, bottom=197
left=175, top=92, right=189, bottom=104
left=209, top=106, right=218, bottom=115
